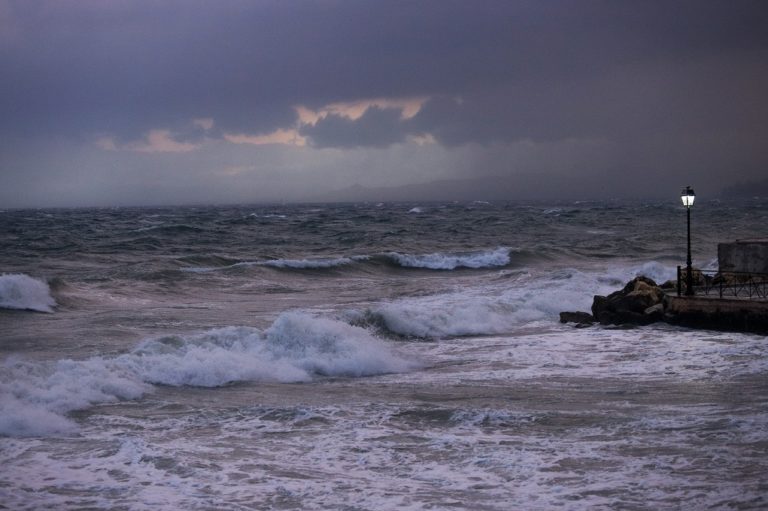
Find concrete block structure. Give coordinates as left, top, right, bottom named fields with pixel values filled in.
left=718, top=239, right=768, bottom=274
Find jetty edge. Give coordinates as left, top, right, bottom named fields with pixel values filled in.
left=560, top=274, right=768, bottom=334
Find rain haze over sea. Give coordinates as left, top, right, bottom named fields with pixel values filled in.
left=1, top=199, right=767, bottom=510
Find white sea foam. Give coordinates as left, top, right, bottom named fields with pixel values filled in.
left=392, top=317, right=768, bottom=387
left=3, top=323, right=765, bottom=509
left=0, top=356, right=149, bottom=437
left=388, top=247, right=511, bottom=270
left=119, top=313, right=413, bottom=386
left=0, top=273, right=57, bottom=312
left=0, top=313, right=416, bottom=437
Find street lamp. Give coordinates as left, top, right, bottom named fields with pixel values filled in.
left=681, top=186, right=695, bottom=296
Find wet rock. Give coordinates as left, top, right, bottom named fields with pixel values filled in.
left=591, top=276, right=665, bottom=326
left=644, top=303, right=664, bottom=315
left=643, top=303, right=665, bottom=322
left=660, top=279, right=677, bottom=290
left=559, top=311, right=596, bottom=325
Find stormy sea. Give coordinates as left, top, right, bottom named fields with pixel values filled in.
left=1, top=199, right=766, bottom=510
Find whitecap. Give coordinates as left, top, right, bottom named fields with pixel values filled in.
left=388, top=247, right=511, bottom=270
left=182, top=256, right=369, bottom=273
left=260, top=256, right=366, bottom=269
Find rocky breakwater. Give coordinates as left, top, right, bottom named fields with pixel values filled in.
left=560, top=276, right=667, bottom=328
left=561, top=273, right=768, bottom=333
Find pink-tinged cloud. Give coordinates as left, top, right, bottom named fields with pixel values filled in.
left=224, top=128, right=307, bottom=147
left=219, top=97, right=431, bottom=149
left=97, top=130, right=200, bottom=153
left=295, top=97, right=429, bottom=126
left=134, top=130, right=199, bottom=153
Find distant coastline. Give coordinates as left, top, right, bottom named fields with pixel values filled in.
left=721, top=178, right=768, bottom=199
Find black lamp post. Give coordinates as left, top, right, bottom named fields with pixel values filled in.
left=681, top=186, right=695, bottom=296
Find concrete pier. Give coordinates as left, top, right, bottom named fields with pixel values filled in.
left=666, top=295, right=768, bottom=334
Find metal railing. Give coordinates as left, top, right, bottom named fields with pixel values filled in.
left=677, top=267, right=768, bottom=300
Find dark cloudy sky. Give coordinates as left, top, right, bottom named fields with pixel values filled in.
left=1, top=0, right=767, bottom=207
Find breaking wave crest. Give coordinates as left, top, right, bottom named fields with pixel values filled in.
left=181, top=256, right=370, bottom=273
left=0, top=313, right=416, bottom=437
left=384, top=247, right=512, bottom=270
left=259, top=256, right=368, bottom=269
left=0, top=274, right=57, bottom=313
left=180, top=248, right=516, bottom=273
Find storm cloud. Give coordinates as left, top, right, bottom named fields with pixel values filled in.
left=1, top=0, right=767, bottom=207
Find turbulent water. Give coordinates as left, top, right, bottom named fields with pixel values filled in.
left=1, top=199, right=767, bottom=510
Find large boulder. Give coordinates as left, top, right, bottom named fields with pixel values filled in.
left=591, top=276, right=666, bottom=326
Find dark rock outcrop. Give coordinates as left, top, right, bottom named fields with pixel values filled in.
left=559, top=311, right=596, bottom=326
left=590, top=276, right=665, bottom=326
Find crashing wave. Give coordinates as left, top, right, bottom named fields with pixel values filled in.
left=355, top=261, right=678, bottom=339
left=0, top=312, right=416, bottom=437
left=0, top=274, right=57, bottom=313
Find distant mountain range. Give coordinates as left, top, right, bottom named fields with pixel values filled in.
left=313, top=176, right=519, bottom=203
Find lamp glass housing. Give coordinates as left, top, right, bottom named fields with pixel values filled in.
left=681, top=187, right=695, bottom=207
